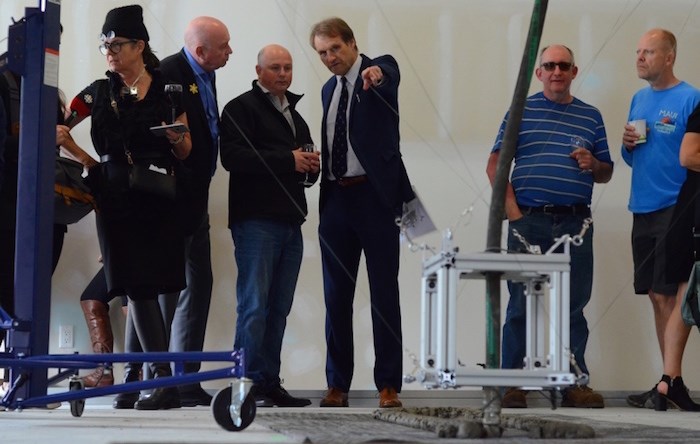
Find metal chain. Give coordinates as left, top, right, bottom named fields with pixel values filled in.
left=571, top=217, right=593, bottom=246
left=402, top=352, right=421, bottom=383
left=512, top=229, right=541, bottom=254
left=513, top=216, right=593, bottom=252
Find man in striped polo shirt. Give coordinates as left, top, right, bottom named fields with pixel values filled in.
left=486, top=44, right=614, bottom=408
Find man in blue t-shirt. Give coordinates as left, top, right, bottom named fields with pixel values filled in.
left=487, top=44, right=613, bottom=409
left=621, top=28, right=700, bottom=410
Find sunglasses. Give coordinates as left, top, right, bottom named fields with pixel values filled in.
left=540, top=61, right=574, bottom=72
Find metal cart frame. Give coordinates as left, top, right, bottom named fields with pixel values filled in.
left=408, top=233, right=586, bottom=395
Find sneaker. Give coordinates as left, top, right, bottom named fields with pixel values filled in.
left=627, top=387, right=657, bottom=409
left=502, top=388, right=528, bottom=408
left=561, top=385, right=604, bottom=408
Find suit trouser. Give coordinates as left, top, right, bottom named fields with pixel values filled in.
left=319, top=181, right=403, bottom=393
left=160, top=213, right=213, bottom=390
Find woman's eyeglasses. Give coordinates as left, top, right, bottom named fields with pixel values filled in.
left=540, top=61, right=573, bottom=72
left=99, top=39, right=137, bottom=56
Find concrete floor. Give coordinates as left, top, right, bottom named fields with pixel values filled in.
left=3, top=390, right=700, bottom=443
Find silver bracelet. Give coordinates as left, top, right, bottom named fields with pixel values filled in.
left=170, top=133, right=185, bottom=145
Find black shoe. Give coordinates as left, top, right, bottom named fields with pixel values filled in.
left=627, top=387, right=657, bottom=409
left=266, top=384, right=311, bottom=407
left=250, top=384, right=275, bottom=408
left=178, top=386, right=212, bottom=407
left=112, top=392, right=139, bottom=409
left=655, top=375, right=700, bottom=412
left=134, top=387, right=181, bottom=410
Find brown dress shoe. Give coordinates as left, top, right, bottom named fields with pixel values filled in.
left=379, top=387, right=402, bottom=408
left=561, top=385, right=604, bottom=408
left=320, top=387, right=348, bottom=407
left=502, top=388, right=528, bottom=408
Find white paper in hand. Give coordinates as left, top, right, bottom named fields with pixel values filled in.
left=401, top=190, right=436, bottom=239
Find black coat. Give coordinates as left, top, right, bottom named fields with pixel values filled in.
left=220, top=81, right=316, bottom=226
left=159, top=49, right=219, bottom=234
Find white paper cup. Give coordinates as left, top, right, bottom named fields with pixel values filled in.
left=629, top=119, right=647, bottom=144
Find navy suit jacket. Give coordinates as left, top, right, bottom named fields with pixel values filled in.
left=319, top=54, right=414, bottom=215
left=160, top=49, right=218, bottom=233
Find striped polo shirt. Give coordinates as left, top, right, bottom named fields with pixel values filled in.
left=491, top=92, right=612, bottom=207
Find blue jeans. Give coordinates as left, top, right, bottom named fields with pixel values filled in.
left=231, top=219, right=303, bottom=389
left=502, top=212, right=594, bottom=376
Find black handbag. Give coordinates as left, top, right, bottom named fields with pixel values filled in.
left=54, top=157, right=96, bottom=224
left=127, top=161, right=176, bottom=200
left=107, top=81, right=177, bottom=201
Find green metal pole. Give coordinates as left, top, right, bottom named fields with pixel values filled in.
left=484, top=0, right=548, bottom=370
left=482, top=0, right=549, bottom=436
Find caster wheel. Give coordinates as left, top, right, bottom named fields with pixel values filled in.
left=211, top=386, right=256, bottom=431
left=69, top=380, right=85, bottom=417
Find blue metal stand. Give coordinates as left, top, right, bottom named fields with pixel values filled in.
left=0, top=351, right=245, bottom=408
left=7, top=0, right=60, bottom=405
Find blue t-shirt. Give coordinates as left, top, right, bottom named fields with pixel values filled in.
left=621, top=81, right=700, bottom=214
left=491, top=92, right=612, bottom=206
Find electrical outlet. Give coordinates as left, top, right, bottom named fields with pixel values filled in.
left=58, top=325, right=74, bottom=349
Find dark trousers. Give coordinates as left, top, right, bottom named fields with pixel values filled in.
left=319, top=181, right=403, bottom=393
left=79, top=267, right=127, bottom=307
left=1, top=226, right=64, bottom=317
left=1, top=225, right=64, bottom=378
left=503, top=212, right=594, bottom=376
left=158, top=213, right=213, bottom=389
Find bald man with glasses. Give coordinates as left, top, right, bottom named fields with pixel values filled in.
left=486, top=44, right=613, bottom=409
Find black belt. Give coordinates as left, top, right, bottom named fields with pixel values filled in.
left=334, top=175, right=368, bottom=187
left=100, top=151, right=165, bottom=163
left=520, top=204, right=591, bottom=216
left=100, top=154, right=121, bottom=163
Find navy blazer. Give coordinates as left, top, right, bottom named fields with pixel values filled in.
left=160, top=49, right=219, bottom=232
left=319, top=54, right=414, bottom=215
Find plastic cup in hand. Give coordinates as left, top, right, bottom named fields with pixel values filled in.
left=628, top=119, right=647, bottom=144
left=570, top=135, right=592, bottom=174
left=300, top=143, right=315, bottom=186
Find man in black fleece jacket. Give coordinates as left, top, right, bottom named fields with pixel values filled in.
left=219, top=44, right=319, bottom=408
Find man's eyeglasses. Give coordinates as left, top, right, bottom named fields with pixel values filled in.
left=540, top=61, right=573, bottom=72
left=99, top=39, right=137, bottom=56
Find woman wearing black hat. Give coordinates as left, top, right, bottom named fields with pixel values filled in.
left=67, top=5, right=191, bottom=410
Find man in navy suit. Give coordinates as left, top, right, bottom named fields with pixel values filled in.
left=158, top=16, right=232, bottom=407
left=310, top=17, right=415, bottom=408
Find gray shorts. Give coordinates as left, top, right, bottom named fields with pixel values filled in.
left=631, top=205, right=678, bottom=296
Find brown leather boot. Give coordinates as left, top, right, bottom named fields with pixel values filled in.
left=80, top=300, right=114, bottom=387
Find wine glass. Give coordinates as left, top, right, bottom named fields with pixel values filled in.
left=570, top=135, right=592, bottom=175
left=164, top=84, right=183, bottom=123
left=299, top=143, right=316, bottom=186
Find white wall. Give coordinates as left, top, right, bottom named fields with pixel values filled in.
left=3, top=0, right=700, bottom=392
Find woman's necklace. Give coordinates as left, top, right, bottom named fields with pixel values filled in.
left=126, top=66, right=146, bottom=97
